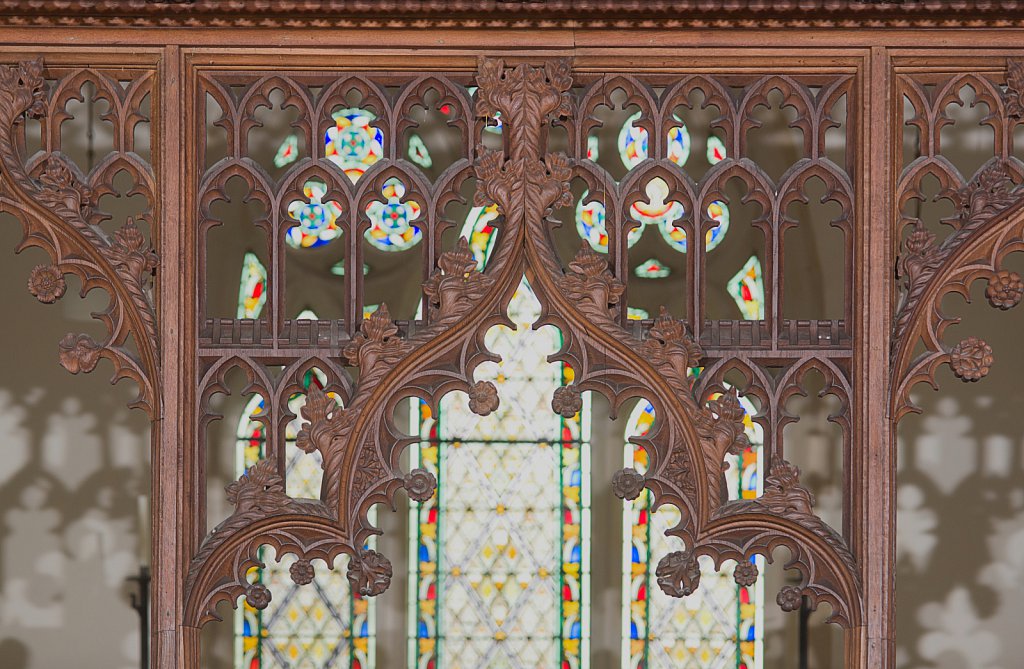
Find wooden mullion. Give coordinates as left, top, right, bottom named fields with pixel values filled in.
left=855, top=45, right=895, bottom=669
left=154, top=43, right=194, bottom=669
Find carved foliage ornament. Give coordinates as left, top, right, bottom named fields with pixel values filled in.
left=0, top=59, right=160, bottom=415
left=174, top=58, right=861, bottom=631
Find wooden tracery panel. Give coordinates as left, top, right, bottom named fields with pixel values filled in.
left=174, top=56, right=864, bottom=662
left=2, top=14, right=1024, bottom=669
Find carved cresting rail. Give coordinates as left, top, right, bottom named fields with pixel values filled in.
left=9, top=50, right=1024, bottom=666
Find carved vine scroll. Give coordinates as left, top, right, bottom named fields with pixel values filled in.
left=0, top=59, right=160, bottom=416
left=182, top=57, right=862, bottom=631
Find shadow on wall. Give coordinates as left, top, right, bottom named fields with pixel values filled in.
left=896, top=258, right=1024, bottom=669
left=0, top=219, right=150, bottom=669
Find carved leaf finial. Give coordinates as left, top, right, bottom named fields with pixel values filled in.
left=955, top=159, right=1019, bottom=225
left=757, top=459, right=816, bottom=516
left=639, top=307, right=703, bottom=389
left=1006, top=58, right=1024, bottom=120
left=295, top=385, right=341, bottom=456
left=423, top=237, right=494, bottom=322
left=37, top=155, right=93, bottom=219
left=0, top=58, right=45, bottom=124
left=708, top=388, right=750, bottom=463
left=225, top=459, right=292, bottom=515
left=896, top=221, right=940, bottom=291
left=342, top=304, right=412, bottom=374
left=558, top=242, right=625, bottom=321
left=109, top=218, right=158, bottom=280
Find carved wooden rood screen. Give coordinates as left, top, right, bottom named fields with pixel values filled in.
left=6, top=5, right=1024, bottom=668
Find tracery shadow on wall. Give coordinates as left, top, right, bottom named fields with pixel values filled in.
left=0, top=218, right=150, bottom=669
left=896, top=253, right=1024, bottom=669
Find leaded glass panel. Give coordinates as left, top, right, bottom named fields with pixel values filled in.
left=622, top=394, right=764, bottom=669
left=409, top=278, right=591, bottom=669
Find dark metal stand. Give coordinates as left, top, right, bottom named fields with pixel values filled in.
left=799, top=595, right=810, bottom=669
left=128, top=565, right=151, bottom=669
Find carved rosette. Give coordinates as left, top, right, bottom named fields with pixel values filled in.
left=467, top=380, right=499, bottom=416
left=777, top=586, right=804, bottom=612
left=611, top=467, right=646, bottom=501
left=733, top=560, right=759, bottom=587
left=27, top=264, right=66, bottom=303
left=551, top=385, right=583, bottom=418
left=289, top=559, right=315, bottom=586
left=403, top=468, right=438, bottom=502
left=986, top=270, right=1024, bottom=309
left=949, top=337, right=993, bottom=382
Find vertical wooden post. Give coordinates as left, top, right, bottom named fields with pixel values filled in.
left=153, top=43, right=195, bottom=669
left=857, top=45, right=896, bottom=669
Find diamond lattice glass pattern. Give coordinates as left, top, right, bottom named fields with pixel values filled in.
left=410, top=279, right=590, bottom=669
left=234, top=367, right=374, bottom=669
left=622, top=391, right=764, bottom=669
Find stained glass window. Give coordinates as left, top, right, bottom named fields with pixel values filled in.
left=409, top=209, right=589, bottom=668
left=461, top=204, right=500, bottom=269
left=284, top=110, right=425, bottom=253
left=234, top=365, right=375, bottom=669
left=706, top=136, right=726, bottom=164
left=622, top=390, right=764, bottom=669
left=238, top=252, right=268, bottom=319
left=286, top=180, right=344, bottom=249
left=364, top=177, right=423, bottom=252
left=325, top=108, right=384, bottom=182
left=330, top=260, right=370, bottom=277
left=728, top=256, right=765, bottom=321
left=577, top=115, right=729, bottom=255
